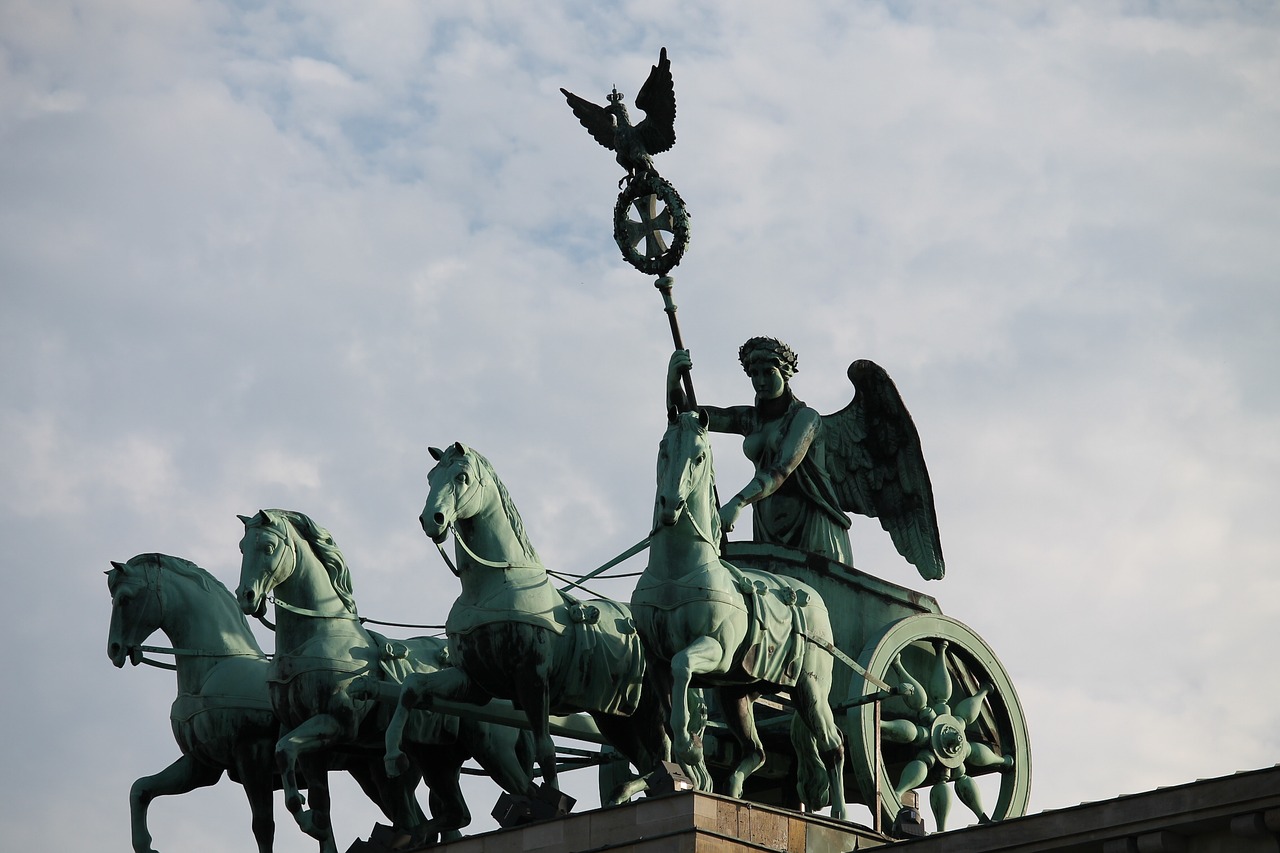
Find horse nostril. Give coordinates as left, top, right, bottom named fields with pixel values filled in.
left=433, top=512, right=445, bottom=526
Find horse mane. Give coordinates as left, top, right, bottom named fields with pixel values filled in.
left=666, top=412, right=723, bottom=543
left=261, top=510, right=359, bottom=614
left=127, top=552, right=261, bottom=643
left=447, top=445, right=542, bottom=565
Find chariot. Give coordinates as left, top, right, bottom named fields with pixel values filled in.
left=703, top=541, right=1032, bottom=833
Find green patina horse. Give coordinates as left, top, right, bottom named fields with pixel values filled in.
left=236, top=509, right=535, bottom=852
left=633, top=411, right=848, bottom=817
left=107, top=553, right=279, bottom=853
left=385, top=443, right=667, bottom=798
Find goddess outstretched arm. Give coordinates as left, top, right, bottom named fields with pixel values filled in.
left=719, top=406, right=820, bottom=531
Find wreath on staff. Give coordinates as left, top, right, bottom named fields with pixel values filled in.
left=613, top=173, right=691, bottom=276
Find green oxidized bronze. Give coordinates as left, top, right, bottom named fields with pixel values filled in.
left=383, top=443, right=668, bottom=801
left=667, top=342, right=945, bottom=580
left=235, top=509, right=535, bottom=852
left=107, top=554, right=278, bottom=853
left=106, top=45, right=1037, bottom=845
left=562, top=47, right=690, bottom=275
left=634, top=411, right=850, bottom=815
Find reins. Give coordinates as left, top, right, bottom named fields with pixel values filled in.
left=132, top=644, right=263, bottom=671
left=436, top=521, right=655, bottom=600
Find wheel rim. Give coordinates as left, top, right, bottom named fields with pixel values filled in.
left=848, top=614, right=1031, bottom=832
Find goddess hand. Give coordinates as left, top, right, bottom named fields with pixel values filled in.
left=719, top=498, right=743, bottom=532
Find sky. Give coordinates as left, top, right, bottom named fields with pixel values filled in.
left=3, top=1, right=1278, bottom=850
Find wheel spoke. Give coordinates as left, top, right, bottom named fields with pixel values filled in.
left=881, top=718, right=927, bottom=745
left=929, top=640, right=953, bottom=714
left=894, top=751, right=934, bottom=796
left=954, top=682, right=992, bottom=725
left=892, top=655, right=929, bottom=714
left=930, top=778, right=952, bottom=831
left=965, top=742, right=1013, bottom=769
left=954, top=774, right=990, bottom=823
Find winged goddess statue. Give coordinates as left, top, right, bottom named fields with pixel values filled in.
left=825, top=358, right=945, bottom=580
left=561, top=47, right=677, bottom=188
left=667, top=342, right=945, bottom=580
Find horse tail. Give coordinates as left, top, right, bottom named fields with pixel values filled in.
left=790, top=712, right=830, bottom=811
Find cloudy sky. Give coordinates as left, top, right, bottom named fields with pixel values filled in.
left=3, top=1, right=1278, bottom=850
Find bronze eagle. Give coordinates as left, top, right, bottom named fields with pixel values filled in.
left=561, top=47, right=677, bottom=186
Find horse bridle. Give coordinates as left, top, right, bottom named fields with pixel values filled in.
left=253, top=520, right=358, bottom=621
left=112, top=559, right=260, bottom=668
left=431, top=459, right=543, bottom=574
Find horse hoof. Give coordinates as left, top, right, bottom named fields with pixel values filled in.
left=296, top=809, right=326, bottom=841
left=385, top=751, right=409, bottom=778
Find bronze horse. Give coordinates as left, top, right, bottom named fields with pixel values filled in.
left=236, top=509, right=535, bottom=851
left=108, top=553, right=280, bottom=853
left=633, top=412, right=848, bottom=816
left=384, top=444, right=668, bottom=799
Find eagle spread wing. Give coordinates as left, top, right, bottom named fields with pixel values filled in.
left=560, top=88, right=615, bottom=150
left=633, top=47, right=676, bottom=155
left=823, top=360, right=945, bottom=580
left=559, top=48, right=676, bottom=169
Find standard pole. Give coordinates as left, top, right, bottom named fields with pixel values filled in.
left=655, top=275, right=697, bottom=407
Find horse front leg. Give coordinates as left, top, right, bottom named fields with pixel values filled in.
left=669, top=636, right=728, bottom=780
left=128, top=755, right=224, bottom=853
left=275, top=715, right=348, bottom=851
left=515, top=677, right=557, bottom=791
left=386, top=666, right=476, bottom=778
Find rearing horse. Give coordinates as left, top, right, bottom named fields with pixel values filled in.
left=236, top=509, right=534, bottom=852
left=385, top=443, right=667, bottom=797
left=633, top=411, right=848, bottom=817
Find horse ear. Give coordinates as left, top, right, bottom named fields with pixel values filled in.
left=697, top=408, right=710, bottom=430
left=109, top=560, right=126, bottom=571
left=453, top=441, right=465, bottom=455
left=429, top=446, right=444, bottom=461
left=237, top=514, right=253, bottom=525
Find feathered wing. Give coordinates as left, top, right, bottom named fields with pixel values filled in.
left=634, top=47, right=676, bottom=155
left=823, top=360, right=945, bottom=580
left=560, top=88, right=616, bottom=150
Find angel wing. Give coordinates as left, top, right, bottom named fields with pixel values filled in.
left=823, top=359, right=945, bottom=580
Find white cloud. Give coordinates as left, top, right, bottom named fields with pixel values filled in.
left=2, top=3, right=1278, bottom=850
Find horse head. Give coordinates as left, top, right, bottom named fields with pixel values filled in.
left=656, top=410, right=715, bottom=530
left=236, top=510, right=295, bottom=617
left=422, top=442, right=485, bottom=542
left=106, top=555, right=164, bottom=667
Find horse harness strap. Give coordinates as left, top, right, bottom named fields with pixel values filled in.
left=139, top=643, right=261, bottom=658
left=269, top=596, right=361, bottom=620
left=799, top=632, right=893, bottom=692
left=447, top=524, right=542, bottom=571
left=557, top=533, right=653, bottom=596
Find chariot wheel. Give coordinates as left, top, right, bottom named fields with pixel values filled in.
left=846, top=614, right=1031, bottom=833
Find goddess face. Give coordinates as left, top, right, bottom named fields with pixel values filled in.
left=746, top=357, right=786, bottom=401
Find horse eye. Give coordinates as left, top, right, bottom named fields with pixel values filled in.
left=456, top=473, right=468, bottom=485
